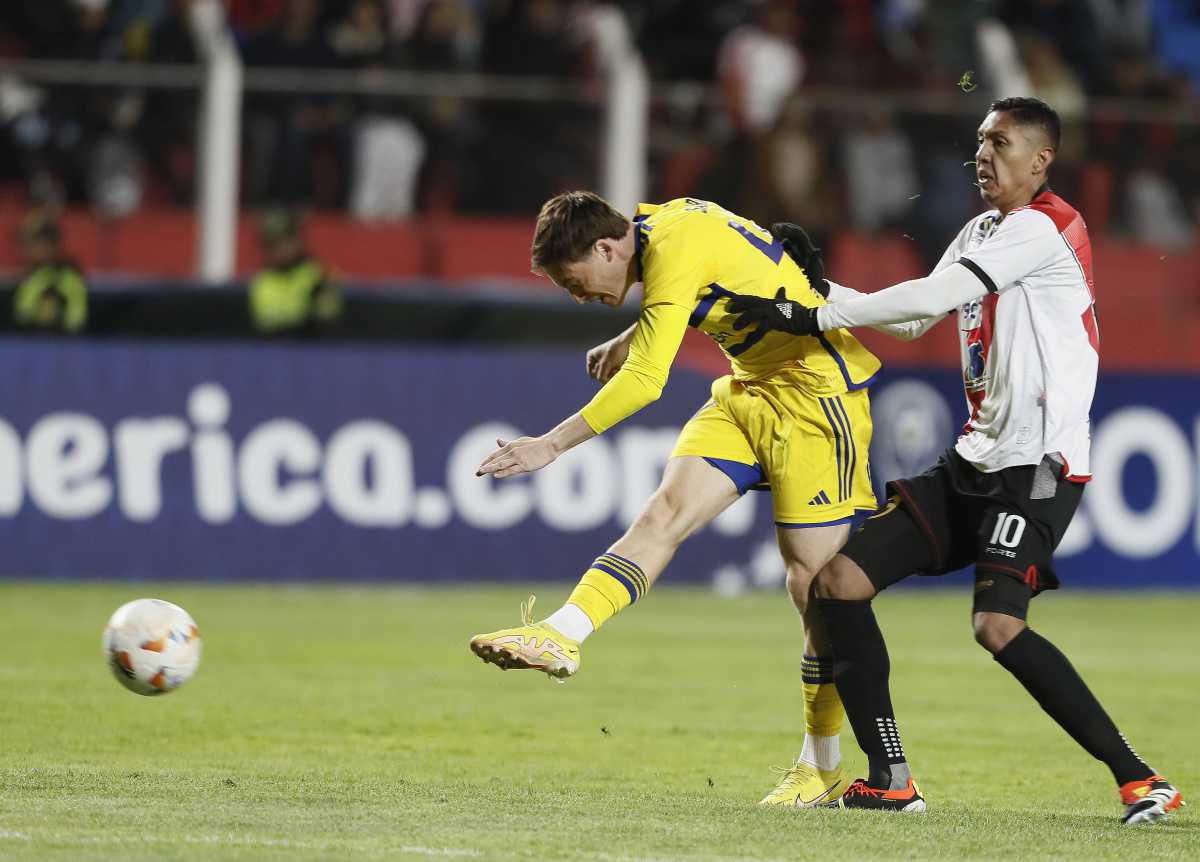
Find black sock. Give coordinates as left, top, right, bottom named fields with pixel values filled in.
left=817, top=598, right=909, bottom=788
left=993, top=628, right=1153, bottom=785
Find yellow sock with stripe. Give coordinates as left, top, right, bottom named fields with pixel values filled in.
left=800, top=655, right=843, bottom=770
left=564, top=553, right=649, bottom=632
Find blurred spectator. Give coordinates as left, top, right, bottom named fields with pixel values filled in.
left=395, top=0, right=481, bottom=213
left=243, top=0, right=344, bottom=206
left=1019, top=33, right=1086, bottom=119
left=326, top=0, right=428, bottom=218
left=706, top=1, right=805, bottom=224
left=472, top=0, right=595, bottom=213
left=758, top=99, right=842, bottom=240
left=12, top=212, right=88, bottom=334
left=136, top=0, right=199, bottom=204
left=248, top=210, right=342, bottom=334
left=997, top=0, right=1106, bottom=94
left=480, top=0, right=577, bottom=77
left=841, top=108, right=919, bottom=231
left=626, top=1, right=743, bottom=81
left=1125, top=163, right=1194, bottom=248
left=329, top=0, right=390, bottom=66
left=716, top=0, right=804, bottom=135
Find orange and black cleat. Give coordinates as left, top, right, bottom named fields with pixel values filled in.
left=1120, top=775, right=1183, bottom=825
left=829, top=777, right=927, bottom=813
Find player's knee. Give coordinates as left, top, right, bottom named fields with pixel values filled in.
left=973, top=612, right=1025, bottom=654
left=785, top=563, right=817, bottom=610
left=632, top=489, right=689, bottom=546
left=813, top=555, right=875, bottom=601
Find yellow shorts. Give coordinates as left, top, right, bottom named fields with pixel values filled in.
left=671, top=374, right=877, bottom=527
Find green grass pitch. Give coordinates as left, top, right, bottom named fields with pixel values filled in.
left=0, top=582, right=1196, bottom=861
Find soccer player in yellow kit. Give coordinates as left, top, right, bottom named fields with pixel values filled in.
left=470, top=192, right=899, bottom=806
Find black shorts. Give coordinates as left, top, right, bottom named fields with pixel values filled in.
left=841, top=448, right=1085, bottom=620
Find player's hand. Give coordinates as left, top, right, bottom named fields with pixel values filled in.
left=475, top=436, right=557, bottom=479
left=585, top=333, right=632, bottom=383
left=770, top=222, right=830, bottom=298
left=728, top=287, right=820, bottom=336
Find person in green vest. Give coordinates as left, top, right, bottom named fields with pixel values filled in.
left=248, top=210, right=342, bottom=335
left=12, top=214, right=88, bottom=334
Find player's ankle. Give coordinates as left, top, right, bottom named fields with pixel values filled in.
left=543, top=603, right=594, bottom=643
left=868, top=760, right=911, bottom=790
left=800, top=733, right=840, bottom=771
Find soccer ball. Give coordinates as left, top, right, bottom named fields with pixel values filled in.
left=102, top=599, right=202, bottom=696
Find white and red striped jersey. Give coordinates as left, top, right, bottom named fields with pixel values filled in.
left=935, top=189, right=1098, bottom=479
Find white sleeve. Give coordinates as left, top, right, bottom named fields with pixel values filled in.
left=929, top=219, right=973, bottom=275
left=818, top=264, right=986, bottom=330
left=824, top=280, right=943, bottom=341
left=956, top=209, right=1061, bottom=293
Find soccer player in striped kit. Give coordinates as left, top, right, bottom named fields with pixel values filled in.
left=727, top=97, right=1182, bottom=823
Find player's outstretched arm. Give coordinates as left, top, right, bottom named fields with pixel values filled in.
left=824, top=281, right=943, bottom=342
left=475, top=413, right=595, bottom=480
left=730, top=264, right=986, bottom=336
left=816, top=263, right=986, bottom=331
left=586, top=322, right=638, bottom=382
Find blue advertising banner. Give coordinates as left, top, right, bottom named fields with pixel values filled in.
left=0, top=338, right=1195, bottom=588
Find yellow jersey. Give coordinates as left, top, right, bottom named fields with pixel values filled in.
left=580, top=198, right=881, bottom=434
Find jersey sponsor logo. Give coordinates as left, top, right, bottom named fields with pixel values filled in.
left=776, top=302, right=793, bottom=319
left=960, top=298, right=983, bottom=331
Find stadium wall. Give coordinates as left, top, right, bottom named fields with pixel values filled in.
left=0, top=338, right=1195, bottom=588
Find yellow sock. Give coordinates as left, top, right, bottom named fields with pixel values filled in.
left=802, top=655, right=844, bottom=738
left=565, top=553, right=648, bottom=631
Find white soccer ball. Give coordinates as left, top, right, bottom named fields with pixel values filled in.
left=102, top=599, right=202, bottom=696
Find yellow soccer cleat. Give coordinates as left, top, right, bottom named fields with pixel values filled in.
left=760, top=760, right=850, bottom=808
left=469, top=596, right=580, bottom=681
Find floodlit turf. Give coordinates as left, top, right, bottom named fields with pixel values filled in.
left=0, top=583, right=1197, bottom=861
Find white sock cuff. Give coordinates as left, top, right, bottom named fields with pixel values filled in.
left=799, top=733, right=840, bottom=771
left=543, top=603, right=595, bottom=643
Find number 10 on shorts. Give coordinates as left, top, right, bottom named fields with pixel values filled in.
left=989, top=512, right=1027, bottom=548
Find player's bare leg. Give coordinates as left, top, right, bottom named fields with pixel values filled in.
left=469, top=456, right=739, bottom=679
left=759, top=523, right=853, bottom=806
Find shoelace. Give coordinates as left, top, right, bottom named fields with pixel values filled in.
left=520, top=595, right=536, bottom=627
left=845, top=780, right=885, bottom=798
left=518, top=594, right=570, bottom=686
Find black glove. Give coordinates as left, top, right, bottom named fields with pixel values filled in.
left=770, top=222, right=829, bottom=298
left=728, top=287, right=820, bottom=336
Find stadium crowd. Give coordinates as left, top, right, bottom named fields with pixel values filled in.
left=0, top=0, right=1198, bottom=263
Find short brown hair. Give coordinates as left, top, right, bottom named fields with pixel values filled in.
left=530, top=191, right=630, bottom=270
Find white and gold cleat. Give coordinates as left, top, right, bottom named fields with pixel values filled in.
left=469, top=596, right=581, bottom=682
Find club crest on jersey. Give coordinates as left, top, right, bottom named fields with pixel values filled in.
left=965, top=340, right=987, bottom=387
left=976, top=215, right=999, bottom=238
